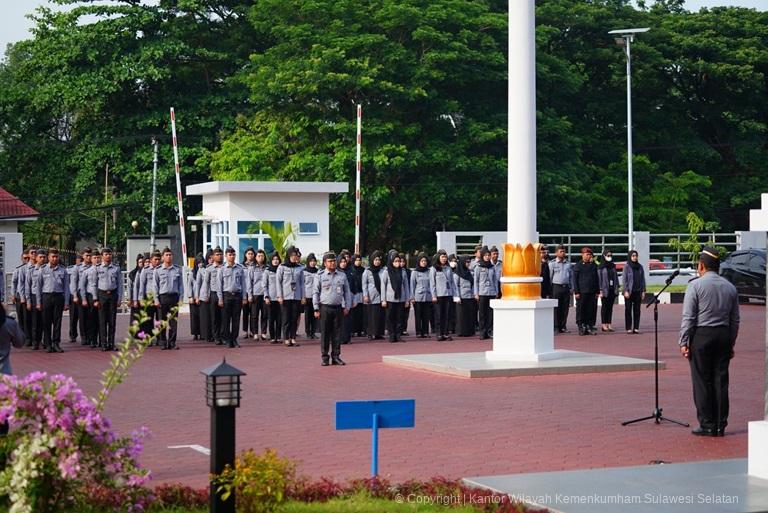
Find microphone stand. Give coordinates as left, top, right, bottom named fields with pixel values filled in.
left=622, top=270, right=689, bottom=428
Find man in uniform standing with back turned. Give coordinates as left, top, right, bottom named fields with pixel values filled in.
left=679, top=246, right=740, bottom=437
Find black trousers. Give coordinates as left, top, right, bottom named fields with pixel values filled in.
left=434, top=296, right=452, bottom=337
left=28, top=295, right=43, bottom=346
left=600, top=292, right=616, bottom=324
left=14, top=300, right=28, bottom=343
left=200, top=299, right=212, bottom=341
left=576, top=292, right=598, bottom=328
left=97, top=290, right=118, bottom=349
left=83, top=294, right=99, bottom=346
left=209, top=291, right=223, bottom=342
left=141, top=304, right=158, bottom=343
left=304, top=298, right=317, bottom=336
left=158, top=293, right=179, bottom=346
left=267, top=300, right=282, bottom=340
left=221, top=292, right=243, bottom=345
left=478, top=296, right=493, bottom=338
left=689, top=326, right=732, bottom=431
left=367, top=304, right=385, bottom=338
left=552, top=284, right=571, bottom=330
left=448, top=301, right=456, bottom=334
left=42, top=292, right=65, bottom=347
left=79, top=300, right=91, bottom=343
left=190, top=302, right=200, bottom=337
left=340, top=306, right=352, bottom=343
left=251, top=295, right=268, bottom=335
left=625, top=291, right=642, bottom=331
left=281, top=300, right=301, bottom=340
left=386, top=302, right=405, bottom=341
left=400, top=304, right=410, bottom=334
left=68, top=296, right=79, bottom=340
left=413, top=302, right=432, bottom=336
left=319, top=305, right=343, bottom=360
left=456, top=298, right=476, bottom=336
left=241, top=301, right=251, bottom=332
left=352, top=303, right=365, bottom=335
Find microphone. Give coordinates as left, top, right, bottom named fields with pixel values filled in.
left=665, top=269, right=680, bottom=286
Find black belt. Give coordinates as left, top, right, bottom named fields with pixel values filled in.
left=224, top=291, right=242, bottom=296
left=553, top=283, right=570, bottom=288
left=43, top=292, right=64, bottom=296
left=321, top=304, right=342, bottom=309
left=98, top=289, right=117, bottom=295
left=159, top=293, right=179, bottom=298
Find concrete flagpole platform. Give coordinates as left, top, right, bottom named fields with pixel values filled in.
left=464, top=459, right=768, bottom=513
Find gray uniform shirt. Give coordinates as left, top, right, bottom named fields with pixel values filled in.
left=40, top=264, right=70, bottom=304
left=218, top=262, right=247, bottom=300
left=381, top=268, right=411, bottom=303
left=453, top=272, right=475, bottom=300
left=678, top=272, right=740, bottom=348
left=139, top=265, right=159, bottom=299
left=410, top=270, right=432, bottom=302
left=474, top=264, right=499, bottom=296
left=303, top=270, right=318, bottom=299
left=154, top=264, right=184, bottom=297
left=11, top=264, right=25, bottom=300
left=0, top=317, right=25, bottom=375
left=92, top=263, right=124, bottom=303
left=263, top=268, right=279, bottom=301
left=79, top=264, right=94, bottom=299
left=195, top=266, right=207, bottom=301
left=69, top=264, right=83, bottom=300
left=312, top=269, right=352, bottom=309
left=247, top=265, right=266, bottom=298
left=362, top=268, right=384, bottom=304
left=199, top=264, right=222, bottom=302
left=549, top=258, right=573, bottom=287
left=276, top=264, right=304, bottom=301
left=430, top=266, right=455, bottom=298
left=25, top=265, right=44, bottom=304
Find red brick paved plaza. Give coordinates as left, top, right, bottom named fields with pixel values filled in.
left=11, top=304, right=766, bottom=488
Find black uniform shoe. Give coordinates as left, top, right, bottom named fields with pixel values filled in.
left=691, top=427, right=717, bottom=437
left=69, top=339, right=77, bottom=344
left=331, top=357, right=346, bottom=366
left=215, top=340, right=224, bottom=346
left=46, top=346, right=54, bottom=353
left=321, top=359, right=330, bottom=366
left=55, top=343, right=64, bottom=353
left=161, top=344, right=169, bottom=350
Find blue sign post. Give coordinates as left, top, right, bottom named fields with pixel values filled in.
left=335, top=399, right=415, bottom=477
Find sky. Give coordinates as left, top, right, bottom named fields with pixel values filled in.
left=0, top=0, right=765, bottom=54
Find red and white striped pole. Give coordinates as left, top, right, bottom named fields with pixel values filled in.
left=354, top=104, right=362, bottom=255
left=170, top=107, right=188, bottom=268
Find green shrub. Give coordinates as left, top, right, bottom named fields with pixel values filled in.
left=213, top=448, right=296, bottom=513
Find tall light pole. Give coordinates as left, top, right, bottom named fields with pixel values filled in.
left=609, top=27, right=649, bottom=251
left=150, top=137, right=158, bottom=252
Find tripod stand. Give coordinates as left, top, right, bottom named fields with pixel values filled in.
left=622, top=271, right=689, bottom=428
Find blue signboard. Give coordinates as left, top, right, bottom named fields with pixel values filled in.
left=335, top=399, right=415, bottom=476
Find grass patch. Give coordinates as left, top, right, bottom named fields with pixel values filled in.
left=280, top=493, right=477, bottom=512
left=646, top=285, right=688, bottom=293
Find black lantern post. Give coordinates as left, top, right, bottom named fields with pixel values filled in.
left=201, top=358, right=246, bottom=513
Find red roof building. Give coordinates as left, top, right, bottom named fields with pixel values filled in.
left=0, top=187, right=38, bottom=220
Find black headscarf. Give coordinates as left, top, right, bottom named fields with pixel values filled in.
left=242, top=246, right=256, bottom=266
left=478, top=247, right=493, bottom=268
left=267, top=251, right=281, bottom=273
left=283, top=247, right=300, bottom=268
left=600, top=250, right=615, bottom=271
left=192, top=253, right=205, bottom=280
left=128, top=254, right=144, bottom=283
left=627, top=250, right=641, bottom=271
left=415, top=252, right=430, bottom=273
left=386, top=249, right=402, bottom=300
left=433, top=249, right=447, bottom=271
left=349, top=254, right=365, bottom=294
left=457, top=255, right=473, bottom=281
left=368, top=250, right=383, bottom=293
left=304, top=253, right=318, bottom=274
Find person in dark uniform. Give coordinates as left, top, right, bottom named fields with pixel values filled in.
left=67, top=254, right=82, bottom=343
left=350, top=254, right=366, bottom=337
left=679, top=246, right=739, bottom=437
left=25, top=249, right=47, bottom=350
left=39, top=248, right=70, bottom=353
left=80, top=250, right=101, bottom=348
left=540, top=247, right=552, bottom=299
left=154, top=247, right=184, bottom=350
left=127, top=254, right=144, bottom=327
left=313, top=252, right=352, bottom=366
left=622, top=250, right=646, bottom=334
left=91, top=247, right=123, bottom=351
left=598, top=249, right=619, bottom=332
left=573, top=246, right=599, bottom=336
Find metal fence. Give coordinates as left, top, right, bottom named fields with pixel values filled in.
left=650, top=232, right=738, bottom=270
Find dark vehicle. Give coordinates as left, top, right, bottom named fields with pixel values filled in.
left=720, top=249, right=766, bottom=302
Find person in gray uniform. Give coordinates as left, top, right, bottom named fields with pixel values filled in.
left=91, top=247, right=123, bottom=351
left=246, top=249, right=268, bottom=341
left=39, top=248, right=70, bottom=353
left=549, top=245, right=573, bottom=333
left=302, top=253, right=319, bottom=339
left=80, top=251, right=100, bottom=347
left=313, top=252, right=352, bottom=366
left=430, top=249, right=456, bottom=341
left=276, top=246, right=305, bottom=347
left=454, top=256, right=476, bottom=337
left=240, top=247, right=256, bottom=338
left=139, top=251, right=162, bottom=344
left=196, top=251, right=213, bottom=342
left=622, top=249, right=646, bottom=334
left=679, top=246, right=740, bottom=437
left=263, top=251, right=282, bottom=343
left=410, top=253, right=432, bottom=338
left=381, top=250, right=410, bottom=343
left=200, top=247, right=224, bottom=344
left=153, top=247, right=184, bottom=350
left=598, top=249, right=619, bottom=332
left=215, top=246, right=245, bottom=348
left=188, top=253, right=204, bottom=340
left=474, top=247, right=498, bottom=340
left=127, top=254, right=145, bottom=329
left=10, top=253, right=29, bottom=344
left=25, top=249, right=47, bottom=350
left=67, top=254, right=82, bottom=343
left=362, top=250, right=385, bottom=340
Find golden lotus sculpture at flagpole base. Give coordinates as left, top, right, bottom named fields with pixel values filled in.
left=501, top=242, right=543, bottom=300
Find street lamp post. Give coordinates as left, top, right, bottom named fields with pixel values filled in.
left=609, top=27, right=649, bottom=252
left=202, top=359, right=246, bottom=513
